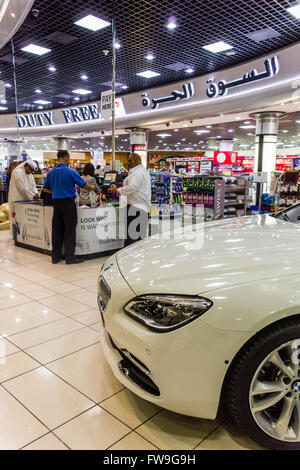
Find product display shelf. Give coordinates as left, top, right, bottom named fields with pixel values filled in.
left=182, top=175, right=250, bottom=221
left=276, top=171, right=300, bottom=211
left=151, top=173, right=183, bottom=218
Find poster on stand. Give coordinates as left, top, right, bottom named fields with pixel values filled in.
left=75, top=206, right=124, bottom=255
left=14, top=202, right=45, bottom=249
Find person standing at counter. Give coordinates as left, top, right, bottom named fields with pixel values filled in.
left=43, top=150, right=95, bottom=265
left=8, top=160, right=39, bottom=229
left=79, top=163, right=100, bottom=206
left=115, top=153, right=151, bottom=247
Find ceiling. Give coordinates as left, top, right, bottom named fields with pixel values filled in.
left=1, top=0, right=300, bottom=114
left=3, top=110, right=300, bottom=154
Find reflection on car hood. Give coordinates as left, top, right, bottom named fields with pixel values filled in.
left=117, top=215, right=300, bottom=295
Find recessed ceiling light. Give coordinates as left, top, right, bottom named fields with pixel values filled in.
left=115, top=42, right=121, bottom=49
left=81, top=74, right=88, bottom=80
left=34, top=100, right=51, bottom=105
left=38, top=106, right=44, bottom=110
left=0, top=107, right=8, bottom=111
left=146, top=54, right=155, bottom=60
left=167, top=21, right=177, bottom=29
left=48, top=66, right=56, bottom=72
left=5, top=83, right=11, bottom=88
left=136, top=70, right=160, bottom=78
left=228, top=130, right=234, bottom=132
left=194, top=130, right=210, bottom=134
left=235, top=117, right=241, bottom=120
left=72, top=89, right=92, bottom=95
left=282, top=130, right=289, bottom=133
left=75, top=14, right=110, bottom=31
left=287, top=4, right=300, bottom=18
left=121, top=85, right=128, bottom=89
left=240, top=125, right=256, bottom=129
left=226, top=50, right=235, bottom=56
left=35, top=89, right=42, bottom=94
left=186, top=68, right=194, bottom=73
left=21, top=44, right=51, bottom=56
left=174, top=129, right=179, bottom=131
left=203, top=41, right=233, bottom=53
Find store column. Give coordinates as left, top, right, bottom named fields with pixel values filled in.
left=126, top=128, right=149, bottom=167
left=250, top=112, right=286, bottom=204
left=219, top=139, right=233, bottom=151
left=55, top=137, right=69, bottom=151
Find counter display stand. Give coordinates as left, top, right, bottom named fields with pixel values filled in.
left=13, top=201, right=125, bottom=258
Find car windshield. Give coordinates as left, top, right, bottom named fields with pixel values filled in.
left=273, top=203, right=300, bottom=224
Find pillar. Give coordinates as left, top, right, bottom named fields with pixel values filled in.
left=126, top=127, right=149, bottom=167
left=250, top=111, right=286, bottom=204
left=55, top=137, right=69, bottom=151
left=219, top=139, right=233, bottom=151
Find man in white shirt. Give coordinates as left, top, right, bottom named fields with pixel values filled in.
left=117, top=153, right=151, bottom=247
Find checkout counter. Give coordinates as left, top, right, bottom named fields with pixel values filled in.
left=12, top=171, right=125, bottom=257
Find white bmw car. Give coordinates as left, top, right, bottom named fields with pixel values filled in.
left=98, top=210, right=300, bottom=450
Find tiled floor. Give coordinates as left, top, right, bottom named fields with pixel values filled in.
left=0, top=231, right=263, bottom=450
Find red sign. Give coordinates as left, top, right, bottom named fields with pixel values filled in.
left=133, top=145, right=146, bottom=151
left=213, top=151, right=238, bottom=165
left=276, top=158, right=293, bottom=171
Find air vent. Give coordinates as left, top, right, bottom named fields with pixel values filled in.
left=0, top=55, right=28, bottom=65
left=46, top=31, right=77, bottom=45
left=245, top=28, right=281, bottom=42
left=165, top=62, right=191, bottom=71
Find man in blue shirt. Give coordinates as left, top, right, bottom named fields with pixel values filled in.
left=44, top=150, right=95, bottom=264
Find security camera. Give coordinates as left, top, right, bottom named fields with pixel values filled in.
left=190, top=120, right=193, bottom=124
left=31, top=9, right=39, bottom=18
left=166, top=122, right=170, bottom=127
left=101, top=131, right=105, bottom=135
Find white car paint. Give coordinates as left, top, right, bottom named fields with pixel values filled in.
left=99, top=214, right=300, bottom=419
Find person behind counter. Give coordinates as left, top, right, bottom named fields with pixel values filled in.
left=111, top=153, right=151, bottom=247
left=43, top=150, right=95, bottom=265
left=8, top=160, right=39, bottom=230
left=79, top=163, right=100, bottom=206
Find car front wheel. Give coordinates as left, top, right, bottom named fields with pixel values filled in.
left=226, top=319, right=300, bottom=450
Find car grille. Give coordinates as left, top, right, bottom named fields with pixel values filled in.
left=98, top=276, right=111, bottom=311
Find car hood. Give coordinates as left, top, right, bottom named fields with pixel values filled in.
left=116, top=215, right=300, bottom=295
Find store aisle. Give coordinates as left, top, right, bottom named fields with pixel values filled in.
left=0, top=232, right=262, bottom=450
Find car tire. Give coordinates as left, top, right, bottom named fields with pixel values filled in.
left=226, top=318, right=300, bottom=450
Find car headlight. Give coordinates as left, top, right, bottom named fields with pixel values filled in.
left=124, top=295, right=213, bottom=332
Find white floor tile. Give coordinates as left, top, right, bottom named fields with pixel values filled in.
left=54, top=406, right=130, bottom=450
left=23, top=433, right=69, bottom=450
left=136, top=410, right=218, bottom=450
left=101, top=389, right=161, bottom=429
left=0, top=301, right=63, bottom=336
left=47, top=343, right=123, bottom=402
left=0, top=351, right=39, bottom=383
left=72, top=309, right=101, bottom=326
left=0, top=337, right=20, bottom=358
left=3, top=367, right=94, bottom=429
left=25, top=327, right=100, bottom=364
left=39, top=294, right=89, bottom=315
left=0, top=386, right=47, bottom=450
left=109, top=432, right=158, bottom=450
left=9, top=318, right=84, bottom=350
